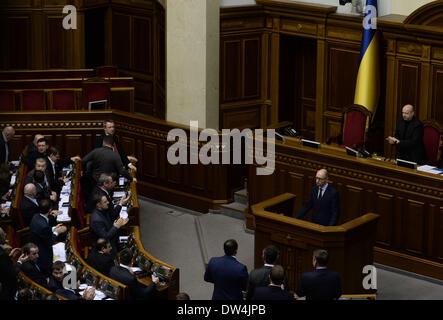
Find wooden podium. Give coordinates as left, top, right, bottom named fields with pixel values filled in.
left=251, top=193, right=380, bottom=294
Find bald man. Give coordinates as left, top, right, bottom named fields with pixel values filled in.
left=0, top=126, right=15, bottom=164
left=386, top=104, right=427, bottom=164
left=295, top=169, right=340, bottom=226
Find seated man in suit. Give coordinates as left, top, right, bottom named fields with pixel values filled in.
left=29, top=199, right=67, bottom=276
left=1, top=126, right=15, bottom=164
left=46, top=146, right=80, bottom=195
left=23, top=137, right=49, bottom=169
left=94, top=120, right=137, bottom=173
left=295, top=168, right=339, bottom=226
left=82, top=135, right=136, bottom=184
left=85, top=173, right=129, bottom=215
left=204, top=239, right=249, bottom=300
left=21, top=183, right=60, bottom=227
left=246, top=245, right=289, bottom=300
left=386, top=104, right=427, bottom=164
left=86, top=238, right=115, bottom=276
left=47, top=260, right=95, bottom=300
left=109, top=248, right=159, bottom=300
left=89, top=194, right=129, bottom=259
left=252, top=265, right=295, bottom=300
left=17, top=242, right=49, bottom=288
left=296, top=249, right=342, bottom=300
left=25, top=157, right=57, bottom=204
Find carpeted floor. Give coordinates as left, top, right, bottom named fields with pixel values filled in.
left=137, top=196, right=443, bottom=300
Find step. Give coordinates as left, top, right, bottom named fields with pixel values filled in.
left=219, top=202, right=247, bottom=220
left=234, top=189, right=248, bottom=205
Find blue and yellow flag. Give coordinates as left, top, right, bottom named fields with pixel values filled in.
left=354, top=0, right=379, bottom=124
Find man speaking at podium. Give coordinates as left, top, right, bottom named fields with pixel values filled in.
left=295, top=169, right=339, bottom=226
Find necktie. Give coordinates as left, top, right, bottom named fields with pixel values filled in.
left=318, top=187, right=323, bottom=201
left=113, top=143, right=118, bottom=153
left=34, top=262, right=41, bottom=272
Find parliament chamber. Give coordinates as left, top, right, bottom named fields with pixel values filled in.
left=1, top=0, right=443, bottom=301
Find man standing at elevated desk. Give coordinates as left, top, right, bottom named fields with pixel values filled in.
left=94, top=120, right=137, bottom=173
left=295, top=168, right=339, bottom=226
left=386, top=104, right=427, bottom=164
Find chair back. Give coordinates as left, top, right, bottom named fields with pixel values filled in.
left=422, top=120, right=443, bottom=167
left=342, top=104, right=372, bottom=149
left=21, top=90, right=46, bottom=110
left=0, top=90, right=16, bottom=111
left=51, top=89, right=77, bottom=110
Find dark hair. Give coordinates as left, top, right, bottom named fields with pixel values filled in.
left=92, top=193, right=106, bottom=208
left=33, top=170, right=45, bottom=184
left=17, top=288, right=34, bottom=301
left=176, top=292, right=190, bottom=300
left=95, top=238, right=110, bottom=252
left=23, top=242, right=38, bottom=255
left=103, top=120, right=114, bottom=127
left=224, top=239, right=238, bottom=256
left=48, top=146, right=60, bottom=157
left=51, top=260, right=65, bottom=272
left=37, top=137, right=48, bottom=145
left=103, top=135, right=114, bottom=146
left=263, top=245, right=278, bottom=264
left=119, top=248, right=133, bottom=266
left=38, top=198, right=52, bottom=214
left=269, top=265, right=285, bottom=285
left=313, top=249, right=329, bottom=267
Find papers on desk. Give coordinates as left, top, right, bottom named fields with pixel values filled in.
left=57, top=207, right=71, bottom=222
left=53, top=242, right=66, bottom=262
left=9, top=175, right=16, bottom=186
left=78, top=285, right=108, bottom=300
left=10, top=161, right=20, bottom=167
left=130, top=267, right=143, bottom=273
left=417, top=165, right=443, bottom=175
left=120, top=206, right=128, bottom=219
left=113, top=191, right=126, bottom=199
left=1, top=201, right=11, bottom=209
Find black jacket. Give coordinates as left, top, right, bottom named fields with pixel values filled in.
left=20, top=260, right=49, bottom=288
left=94, top=134, right=130, bottom=168
left=29, top=214, right=58, bottom=275
left=0, top=245, right=20, bottom=300
left=82, top=146, right=132, bottom=182
left=394, top=117, right=427, bottom=164
left=296, top=268, right=342, bottom=300
left=296, top=185, right=340, bottom=226
left=109, top=265, right=157, bottom=300
left=89, top=209, right=121, bottom=259
left=20, top=196, right=56, bottom=228
left=86, top=249, right=115, bottom=277
left=251, top=285, right=295, bottom=300
left=246, top=265, right=289, bottom=300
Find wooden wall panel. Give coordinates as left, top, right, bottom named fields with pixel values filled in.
left=133, top=17, right=153, bottom=74
left=396, top=61, right=420, bottom=116
left=431, top=66, right=443, bottom=125
left=64, top=134, right=82, bottom=158
left=222, top=106, right=261, bottom=130
left=7, top=17, right=31, bottom=69
left=223, top=40, right=242, bottom=102
left=374, top=192, right=395, bottom=248
left=244, top=38, right=261, bottom=98
left=112, top=12, right=131, bottom=69
left=403, top=200, right=426, bottom=256
left=142, top=141, right=158, bottom=179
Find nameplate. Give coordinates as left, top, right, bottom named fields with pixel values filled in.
left=301, top=139, right=321, bottom=149
left=345, top=146, right=359, bottom=157
left=396, top=158, right=417, bottom=169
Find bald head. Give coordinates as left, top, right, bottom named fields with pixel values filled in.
left=24, top=183, right=37, bottom=198
left=402, top=104, right=414, bottom=121
left=315, top=169, right=329, bottom=187
left=2, top=126, right=15, bottom=141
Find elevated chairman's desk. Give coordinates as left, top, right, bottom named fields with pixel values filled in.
left=248, top=136, right=443, bottom=280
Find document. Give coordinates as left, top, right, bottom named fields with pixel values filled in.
left=10, top=175, right=16, bottom=185
left=417, top=165, right=443, bottom=174
left=53, top=242, right=66, bottom=262
left=57, top=207, right=71, bottom=222
left=113, top=191, right=126, bottom=199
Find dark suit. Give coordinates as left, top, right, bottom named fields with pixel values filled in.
left=89, top=208, right=121, bottom=259
left=85, top=186, right=116, bottom=215
left=45, top=157, right=73, bottom=195
left=109, top=265, right=157, bottom=300
left=0, top=134, right=9, bottom=164
left=296, top=185, right=339, bottom=226
left=0, top=245, right=20, bottom=300
left=20, top=260, right=49, bottom=288
left=204, top=255, right=249, bottom=300
left=394, top=117, right=427, bottom=164
left=252, top=285, right=295, bottom=300
left=86, top=249, right=115, bottom=276
left=246, top=265, right=289, bottom=300
left=94, top=134, right=130, bottom=168
left=20, top=196, right=56, bottom=227
left=82, top=146, right=132, bottom=183
left=296, top=268, right=342, bottom=300
left=23, top=150, right=46, bottom=170
left=29, top=214, right=58, bottom=276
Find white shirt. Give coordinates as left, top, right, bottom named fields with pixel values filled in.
left=48, top=157, right=56, bottom=176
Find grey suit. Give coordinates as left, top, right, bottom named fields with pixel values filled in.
left=81, top=146, right=132, bottom=182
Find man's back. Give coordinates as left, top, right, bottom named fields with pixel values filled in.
left=82, top=147, right=130, bottom=182
left=29, top=214, right=56, bottom=274
left=246, top=266, right=289, bottom=300
left=204, top=255, right=248, bottom=300
left=252, top=285, right=295, bottom=301
left=86, top=249, right=115, bottom=276
left=109, top=265, right=156, bottom=300
left=296, top=269, right=342, bottom=300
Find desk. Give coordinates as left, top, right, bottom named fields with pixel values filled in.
left=248, top=137, right=443, bottom=280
